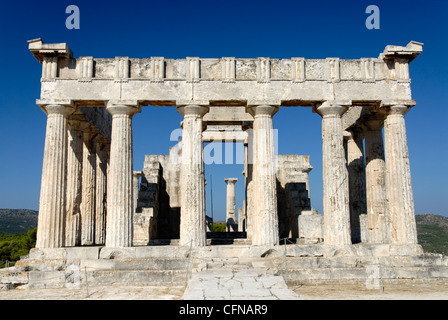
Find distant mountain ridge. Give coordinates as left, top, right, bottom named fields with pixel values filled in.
left=416, top=214, right=448, bottom=254
left=0, top=209, right=38, bottom=234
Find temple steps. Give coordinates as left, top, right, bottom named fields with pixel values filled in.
left=2, top=244, right=448, bottom=291
left=1, top=247, right=191, bottom=289
left=274, top=254, right=448, bottom=285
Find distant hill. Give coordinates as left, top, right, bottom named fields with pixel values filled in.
left=0, top=209, right=38, bottom=234
left=416, top=214, right=448, bottom=254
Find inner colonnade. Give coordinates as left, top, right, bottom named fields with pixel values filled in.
left=28, top=38, right=424, bottom=249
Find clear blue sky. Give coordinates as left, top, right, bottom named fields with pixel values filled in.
left=0, top=0, right=447, bottom=221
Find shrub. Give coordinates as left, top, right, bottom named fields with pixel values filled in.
left=0, top=227, right=36, bottom=267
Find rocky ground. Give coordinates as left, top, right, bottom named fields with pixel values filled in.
left=292, top=282, right=448, bottom=300
left=1, top=282, right=447, bottom=300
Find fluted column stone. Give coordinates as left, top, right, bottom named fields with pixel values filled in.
left=345, top=129, right=367, bottom=243
left=383, top=104, right=418, bottom=245
left=80, top=127, right=97, bottom=245
left=225, top=178, right=238, bottom=232
left=105, top=102, right=140, bottom=247
left=177, top=105, right=208, bottom=247
left=364, top=119, right=389, bottom=243
left=133, top=171, right=142, bottom=214
left=247, top=105, right=279, bottom=246
left=316, top=101, right=351, bottom=246
left=65, top=119, right=89, bottom=247
left=95, top=137, right=108, bottom=245
left=36, top=102, right=74, bottom=248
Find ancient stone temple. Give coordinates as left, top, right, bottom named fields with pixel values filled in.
left=3, top=38, right=447, bottom=292
left=27, top=38, right=424, bottom=249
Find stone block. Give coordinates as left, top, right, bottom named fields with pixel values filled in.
left=298, top=214, right=323, bottom=240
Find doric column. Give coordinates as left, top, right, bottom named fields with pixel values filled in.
left=344, top=129, right=367, bottom=243
left=133, top=171, right=142, bottom=214
left=364, top=118, right=389, bottom=243
left=383, top=104, right=417, bottom=244
left=95, top=137, right=108, bottom=245
left=177, top=105, right=209, bottom=247
left=36, top=102, right=75, bottom=248
left=65, top=119, right=89, bottom=247
left=247, top=105, right=279, bottom=246
left=224, top=178, right=238, bottom=232
left=244, top=137, right=254, bottom=241
left=105, top=101, right=140, bottom=247
left=80, top=127, right=97, bottom=245
left=315, top=101, right=351, bottom=246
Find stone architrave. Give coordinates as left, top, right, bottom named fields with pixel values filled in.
left=364, top=118, right=389, bottom=244
left=383, top=104, right=418, bottom=245
left=105, top=101, right=140, bottom=247
left=80, top=126, right=97, bottom=246
left=247, top=105, right=279, bottom=246
left=177, top=105, right=209, bottom=247
left=224, top=178, right=238, bottom=232
left=65, top=119, right=89, bottom=247
left=315, top=101, right=351, bottom=246
left=36, top=102, right=75, bottom=248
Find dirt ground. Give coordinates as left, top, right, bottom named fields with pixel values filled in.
left=292, top=282, right=448, bottom=300
left=0, top=282, right=447, bottom=300
left=0, top=285, right=185, bottom=300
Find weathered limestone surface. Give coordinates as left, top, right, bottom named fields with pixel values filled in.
left=364, top=119, right=389, bottom=244
left=248, top=105, right=279, bottom=246
left=80, top=127, right=96, bottom=246
left=19, top=39, right=448, bottom=294
left=36, top=103, right=74, bottom=248
left=276, top=155, right=313, bottom=239
left=65, top=120, right=86, bottom=247
left=345, top=130, right=366, bottom=243
left=28, top=38, right=423, bottom=105
left=133, top=164, right=158, bottom=246
left=95, top=138, right=108, bottom=245
left=28, top=39, right=425, bottom=261
left=105, top=102, right=140, bottom=247
left=384, top=104, right=418, bottom=245
left=178, top=105, right=209, bottom=247
left=315, top=101, right=351, bottom=246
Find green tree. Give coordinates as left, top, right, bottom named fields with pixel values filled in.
left=0, top=227, right=37, bottom=267
left=212, top=223, right=226, bottom=232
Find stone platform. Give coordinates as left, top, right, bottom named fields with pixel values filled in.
left=1, top=244, right=448, bottom=297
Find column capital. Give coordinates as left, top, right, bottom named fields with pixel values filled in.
left=133, top=170, right=143, bottom=178
left=384, top=104, right=412, bottom=116
left=380, top=99, right=415, bottom=115
left=177, top=104, right=209, bottom=117
left=246, top=105, right=279, bottom=117
left=314, top=100, right=351, bottom=118
left=224, top=178, right=238, bottom=184
left=37, top=100, right=75, bottom=117
left=106, top=100, right=141, bottom=117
